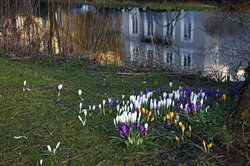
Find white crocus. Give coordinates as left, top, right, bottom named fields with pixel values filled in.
left=79, top=103, right=82, bottom=114
left=169, top=82, right=173, bottom=88
left=40, top=159, right=43, bottom=165
left=137, top=111, right=141, bottom=124
left=202, top=92, right=205, bottom=98
left=23, top=80, right=27, bottom=91
left=98, top=104, right=102, bottom=110
left=132, top=112, right=137, bottom=123
left=130, top=103, right=133, bottom=112
left=169, top=93, right=173, bottom=99
left=144, top=123, right=148, bottom=131
left=200, top=98, right=204, bottom=106
left=47, top=145, right=52, bottom=152
left=53, top=142, right=61, bottom=154
left=57, top=84, right=63, bottom=91
left=78, top=89, right=82, bottom=96
left=57, top=84, right=63, bottom=96
left=78, top=89, right=83, bottom=100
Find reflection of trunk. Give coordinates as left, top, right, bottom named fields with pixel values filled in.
left=0, top=0, right=9, bottom=52
left=48, top=0, right=55, bottom=54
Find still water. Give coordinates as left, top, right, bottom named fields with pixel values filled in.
left=3, top=4, right=249, bottom=81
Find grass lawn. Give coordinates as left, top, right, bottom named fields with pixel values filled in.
left=0, top=56, right=248, bottom=165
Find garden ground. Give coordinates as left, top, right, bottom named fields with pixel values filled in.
left=0, top=56, right=249, bottom=165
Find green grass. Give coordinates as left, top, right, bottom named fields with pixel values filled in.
left=91, top=1, right=217, bottom=11
left=89, top=0, right=217, bottom=11
left=0, top=56, right=247, bottom=165
left=43, top=0, right=217, bottom=11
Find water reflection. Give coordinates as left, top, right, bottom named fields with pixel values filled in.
left=121, top=8, right=248, bottom=81
left=0, top=5, right=248, bottom=81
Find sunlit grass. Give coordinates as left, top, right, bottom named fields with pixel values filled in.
left=0, top=56, right=246, bottom=165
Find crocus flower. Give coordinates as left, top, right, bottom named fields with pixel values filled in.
left=133, top=83, right=137, bottom=91
left=187, top=103, right=195, bottom=114
left=157, top=87, right=163, bottom=93
left=164, top=123, right=174, bottom=129
left=139, top=124, right=147, bottom=136
left=78, top=89, right=83, bottom=100
left=118, top=123, right=128, bottom=139
left=55, top=98, right=61, bottom=103
left=203, top=140, right=207, bottom=152
left=145, top=88, right=150, bottom=95
left=129, top=123, right=137, bottom=133
left=222, top=94, right=227, bottom=102
left=108, top=98, right=114, bottom=108
left=175, top=136, right=180, bottom=142
left=118, top=130, right=127, bottom=139
left=78, top=89, right=82, bottom=96
left=23, top=80, right=27, bottom=91
left=40, top=159, right=43, bottom=165
left=169, top=82, right=173, bottom=88
left=207, top=143, right=212, bottom=151
left=197, top=103, right=202, bottom=112
left=23, top=80, right=31, bottom=91
left=57, top=84, right=63, bottom=91
left=120, top=123, right=128, bottom=134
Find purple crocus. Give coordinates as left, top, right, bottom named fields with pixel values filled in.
left=139, top=124, right=147, bottom=136
left=178, top=107, right=184, bottom=114
left=229, top=86, right=239, bottom=97
left=118, top=130, right=127, bottom=139
left=164, top=123, right=174, bottom=129
left=175, top=99, right=179, bottom=106
left=181, top=96, right=187, bottom=105
left=108, top=98, right=114, bottom=108
left=187, top=103, right=195, bottom=114
left=118, top=123, right=128, bottom=139
left=197, top=103, right=202, bottom=112
left=133, top=83, right=137, bottom=91
left=129, top=123, right=137, bottom=133
left=145, top=88, right=150, bottom=95
left=157, top=87, right=163, bottom=93
left=55, top=98, right=61, bottom=103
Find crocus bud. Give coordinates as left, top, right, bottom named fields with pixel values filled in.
left=78, top=89, right=82, bottom=96
left=57, top=84, right=63, bottom=91
left=169, top=82, right=173, bottom=88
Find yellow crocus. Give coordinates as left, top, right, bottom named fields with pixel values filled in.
left=222, top=94, right=227, bottom=102
left=141, top=108, right=145, bottom=114
left=181, top=125, right=185, bottom=133
left=163, top=116, right=166, bottom=121
left=178, top=121, right=183, bottom=128
left=170, top=112, right=174, bottom=119
left=166, top=114, right=170, bottom=120
left=150, top=117, right=154, bottom=122
left=145, top=109, right=148, bottom=115
left=189, top=125, right=192, bottom=132
left=207, top=143, right=212, bottom=151
left=175, top=136, right=180, bottom=142
left=148, top=111, right=152, bottom=117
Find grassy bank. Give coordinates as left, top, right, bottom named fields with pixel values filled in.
left=0, top=56, right=248, bottom=165
left=40, top=0, right=217, bottom=10
left=92, top=0, right=217, bottom=11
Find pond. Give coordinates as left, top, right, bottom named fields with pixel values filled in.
left=1, top=3, right=249, bottom=81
